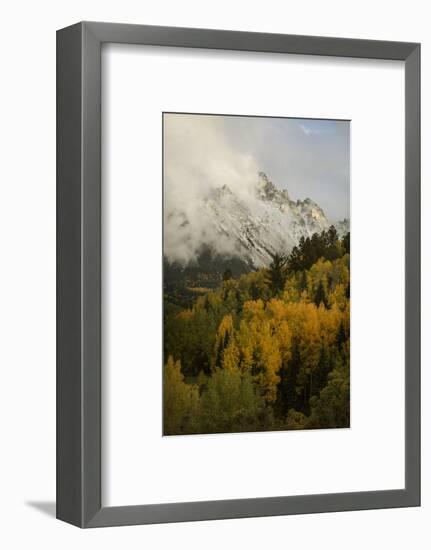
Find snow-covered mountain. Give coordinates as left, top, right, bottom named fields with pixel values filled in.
left=164, top=172, right=349, bottom=268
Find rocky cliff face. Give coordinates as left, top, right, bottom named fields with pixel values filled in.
left=165, top=172, right=349, bottom=268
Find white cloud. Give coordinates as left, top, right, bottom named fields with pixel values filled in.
left=163, top=114, right=260, bottom=263
left=163, top=113, right=350, bottom=264
left=298, top=123, right=331, bottom=135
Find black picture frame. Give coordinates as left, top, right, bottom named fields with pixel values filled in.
left=57, top=21, right=421, bottom=528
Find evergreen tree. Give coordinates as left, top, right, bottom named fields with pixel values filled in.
left=277, top=338, right=301, bottom=415
left=342, top=232, right=350, bottom=254
left=327, top=225, right=338, bottom=246
left=287, top=244, right=303, bottom=272
left=336, top=322, right=347, bottom=350
left=314, top=345, right=330, bottom=395
left=267, top=252, right=288, bottom=294
left=298, top=270, right=307, bottom=292
left=345, top=281, right=350, bottom=299
left=163, top=227, right=350, bottom=434
left=314, top=280, right=328, bottom=307
left=223, top=268, right=233, bottom=281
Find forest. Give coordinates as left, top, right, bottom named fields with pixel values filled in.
left=163, top=227, right=350, bottom=435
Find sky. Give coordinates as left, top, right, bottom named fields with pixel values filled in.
left=163, top=112, right=350, bottom=223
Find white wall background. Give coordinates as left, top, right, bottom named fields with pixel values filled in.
left=0, top=1, right=428, bottom=548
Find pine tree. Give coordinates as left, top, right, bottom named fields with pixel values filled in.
left=314, top=345, right=330, bottom=395
left=336, top=321, right=347, bottom=350
left=314, top=280, right=328, bottom=308
left=277, top=338, right=301, bottom=415
left=342, top=232, right=350, bottom=254
left=298, top=270, right=307, bottom=292
left=223, top=268, right=233, bottom=281
left=345, top=281, right=350, bottom=299
left=267, top=253, right=288, bottom=294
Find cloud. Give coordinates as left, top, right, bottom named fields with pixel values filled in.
left=221, top=116, right=350, bottom=221
left=298, top=122, right=332, bottom=135
left=163, top=114, right=259, bottom=208
left=163, top=113, right=350, bottom=264
left=163, top=114, right=260, bottom=263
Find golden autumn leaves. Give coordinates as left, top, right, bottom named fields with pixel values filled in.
left=163, top=244, right=350, bottom=435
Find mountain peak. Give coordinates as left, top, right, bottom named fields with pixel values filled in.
left=165, top=170, right=349, bottom=267
left=257, top=172, right=290, bottom=204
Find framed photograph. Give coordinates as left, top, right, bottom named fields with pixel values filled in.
left=162, top=111, right=351, bottom=436
left=57, top=21, right=420, bottom=527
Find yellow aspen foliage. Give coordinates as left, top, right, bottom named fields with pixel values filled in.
left=266, top=298, right=287, bottom=322
left=318, top=304, right=342, bottom=346
left=222, top=337, right=240, bottom=371
left=213, top=314, right=235, bottom=370
left=257, top=327, right=282, bottom=402
left=330, top=255, right=350, bottom=286
left=308, top=258, right=332, bottom=293
left=176, top=309, right=193, bottom=320
left=329, top=283, right=348, bottom=310
left=202, top=291, right=223, bottom=313
left=233, top=302, right=284, bottom=402
left=265, top=299, right=292, bottom=362
left=163, top=228, right=350, bottom=435
left=236, top=321, right=255, bottom=372
left=163, top=356, right=200, bottom=435
left=217, top=313, right=234, bottom=338
left=283, top=281, right=301, bottom=303
left=215, top=314, right=234, bottom=354
left=242, top=299, right=265, bottom=321
left=299, top=290, right=311, bottom=303
left=275, top=320, right=292, bottom=363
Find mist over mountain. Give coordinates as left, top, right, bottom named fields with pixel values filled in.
left=164, top=171, right=349, bottom=268
left=163, top=113, right=349, bottom=270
